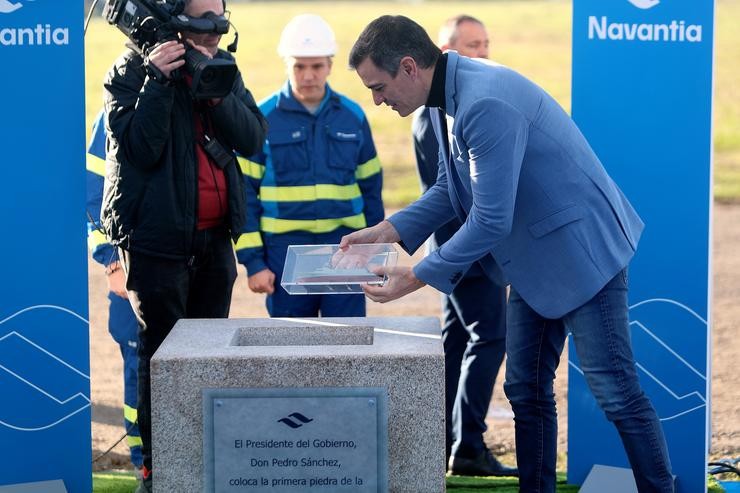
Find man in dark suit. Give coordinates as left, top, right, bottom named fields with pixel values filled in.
left=412, top=15, right=515, bottom=477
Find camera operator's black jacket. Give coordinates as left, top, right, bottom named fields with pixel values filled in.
left=101, top=47, right=267, bottom=258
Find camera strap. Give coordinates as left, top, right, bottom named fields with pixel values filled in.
left=197, top=106, right=232, bottom=170
left=196, top=105, right=212, bottom=140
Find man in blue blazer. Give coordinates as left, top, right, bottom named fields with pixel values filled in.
left=344, top=15, right=673, bottom=492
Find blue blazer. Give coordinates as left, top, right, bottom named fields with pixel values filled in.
left=389, top=52, right=644, bottom=319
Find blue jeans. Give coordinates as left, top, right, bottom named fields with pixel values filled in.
left=503, top=269, right=673, bottom=492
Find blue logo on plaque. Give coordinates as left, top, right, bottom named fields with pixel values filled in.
left=278, top=412, right=314, bottom=429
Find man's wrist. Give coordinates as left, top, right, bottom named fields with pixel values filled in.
left=144, top=60, right=173, bottom=86
left=380, top=220, right=401, bottom=243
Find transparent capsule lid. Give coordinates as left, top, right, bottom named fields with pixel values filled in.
left=281, top=243, right=398, bottom=295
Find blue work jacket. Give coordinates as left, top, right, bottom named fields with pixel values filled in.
left=86, top=110, right=117, bottom=267
left=236, top=81, right=384, bottom=275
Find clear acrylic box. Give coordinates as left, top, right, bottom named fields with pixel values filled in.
left=281, top=243, right=398, bottom=295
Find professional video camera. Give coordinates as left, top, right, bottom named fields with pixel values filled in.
left=102, top=0, right=239, bottom=99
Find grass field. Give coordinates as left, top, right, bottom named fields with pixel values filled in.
left=83, top=0, right=740, bottom=206
left=87, top=471, right=583, bottom=492
left=92, top=471, right=730, bottom=492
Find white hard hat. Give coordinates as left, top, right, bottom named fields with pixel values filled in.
left=277, top=14, right=337, bottom=58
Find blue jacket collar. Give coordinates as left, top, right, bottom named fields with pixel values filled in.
left=445, top=51, right=460, bottom=117
left=277, top=80, right=336, bottom=114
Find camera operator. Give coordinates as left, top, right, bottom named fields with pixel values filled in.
left=101, top=1, right=266, bottom=490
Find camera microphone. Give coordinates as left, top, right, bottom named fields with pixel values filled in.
left=227, top=23, right=239, bottom=53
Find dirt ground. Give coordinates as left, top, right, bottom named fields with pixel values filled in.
left=89, top=204, right=740, bottom=472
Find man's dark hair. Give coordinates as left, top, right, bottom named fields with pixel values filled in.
left=349, top=15, right=441, bottom=77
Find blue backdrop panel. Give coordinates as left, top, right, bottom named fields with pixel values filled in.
left=569, top=1, right=713, bottom=492
left=0, top=1, right=90, bottom=492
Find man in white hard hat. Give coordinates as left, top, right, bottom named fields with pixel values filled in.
left=412, top=15, right=517, bottom=478
left=236, top=14, right=384, bottom=317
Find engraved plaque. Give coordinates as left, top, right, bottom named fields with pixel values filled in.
left=203, top=388, right=388, bottom=493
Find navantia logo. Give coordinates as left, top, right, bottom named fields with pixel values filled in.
left=277, top=412, right=314, bottom=429
left=0, top=0, right=24, bottom=14
left=627, top=0, right=660, bottom=10
left=588, top=0, right=702, bottom=43
left=0, top=0, right=70, bottom=46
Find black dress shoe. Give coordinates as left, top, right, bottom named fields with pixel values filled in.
left=448, top=450, right=519, bottom=477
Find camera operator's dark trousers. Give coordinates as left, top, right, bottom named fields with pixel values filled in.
left=122, top=225, right=237, bottom=472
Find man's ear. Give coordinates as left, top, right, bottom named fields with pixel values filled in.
left=399, top=56, right=417, bottom=78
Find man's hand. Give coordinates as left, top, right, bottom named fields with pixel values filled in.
left=106, top=264, right=128, bottom=299
left=363, top=265, right=425, bottom=303
left=248, top=268, right=276, bottom=294
left=339, top=220, right=400, bottom=251
left=147, top=40, right=186, bottom=79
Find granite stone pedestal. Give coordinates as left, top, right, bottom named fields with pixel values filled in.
left=150, top=317, right=445, bottom=492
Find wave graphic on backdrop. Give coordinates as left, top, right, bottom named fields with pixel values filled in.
left=0, top=305, right=90, bottom=431
left=569, top=298, right=707, bottom=422
left=627, top=0, right=660, bottom=9
left=0, top=0, right=21, bottom=13
left=0, top=0, right=33, bottom=14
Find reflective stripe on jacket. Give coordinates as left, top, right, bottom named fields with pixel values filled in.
left=236, top=81, right=383, bottom=275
